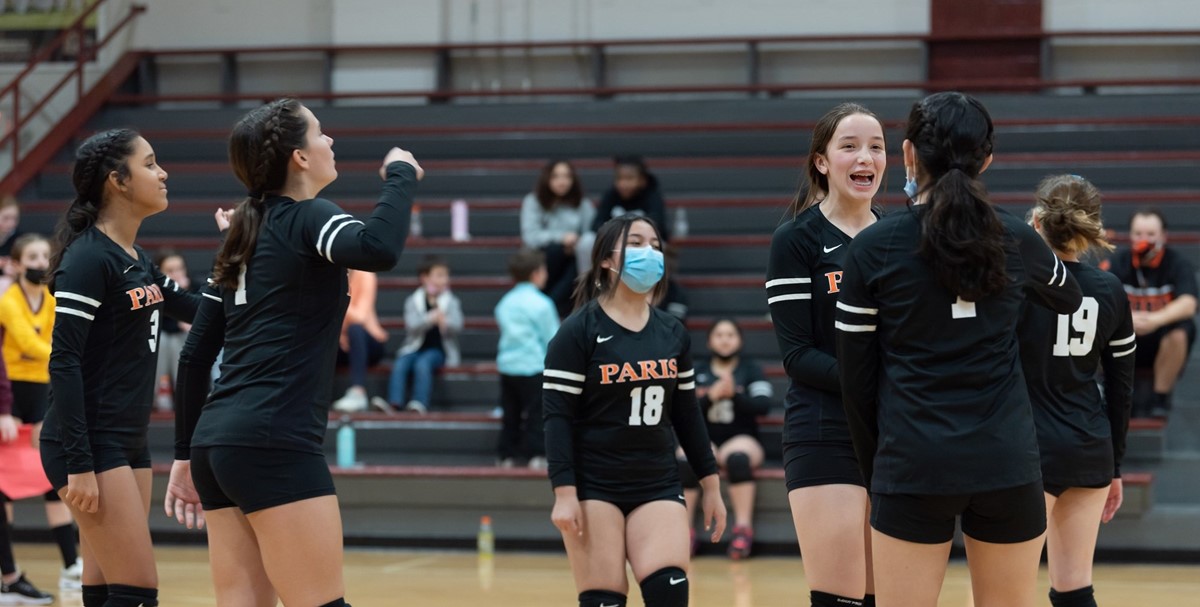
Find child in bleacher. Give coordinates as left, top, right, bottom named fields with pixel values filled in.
left=494, top=249, right=559, bottom=468
left=153, top=249, right=194, bottom=410
left=387, top=255, right=462, bottom=413
left=592, top=155, right=671, bottom=241
left=520, top=160, right=595, bottom=318
left=0, top=195, right=23, bottom=294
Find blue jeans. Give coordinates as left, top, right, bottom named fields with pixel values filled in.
left=387, top=348, right=445, bottom=407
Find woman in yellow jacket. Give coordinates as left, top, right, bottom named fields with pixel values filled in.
left=0, top=234, right=80, bottom=591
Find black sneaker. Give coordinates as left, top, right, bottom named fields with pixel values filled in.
left=0, top=573, right=54, bottom=605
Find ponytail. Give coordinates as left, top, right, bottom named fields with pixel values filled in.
left=212, top=98, right=307, bottom=290
left=906, top=93, right=1007, bottom=301
left=47, top=128, right=140, bottom=289
left=1032, top=174, right=1113, bottom=257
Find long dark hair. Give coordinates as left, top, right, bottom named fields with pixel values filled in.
left=788, top=102, right=881, bottom=218
left=47, top=128, right=140, bottom=288
left=212, top=98, right=308, bottom=290
left=907, top=92, right=1007, bottom=301
left=534, top=159, right=583, bottom=210
left=571, top=214, right=669, bottom=310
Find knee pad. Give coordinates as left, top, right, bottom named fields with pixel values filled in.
left=1049, top=585, right=1096, bottom=607
left=318, top=599, right=348, bottom=607
left=105, top=584, right=158, bottom=607
left=725, top=451, right=754, bottom=484
left=579, top=589, right=626, bottom=607
left=811, top=590, right=864, bottom=607
left=676, top=458, right=699, bottom=489
left=44, top=489, right=61, bottom=502
left=639, top=566, right=688, bottom=607
left=81, top=585, right=108, bottom=607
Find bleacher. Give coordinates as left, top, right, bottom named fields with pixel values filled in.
left=12, top=93, right=1200, bottom=556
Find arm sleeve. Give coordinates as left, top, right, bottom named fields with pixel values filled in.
left=305, top=161, right=417, bottom=271
left=0, top=356, right=12, bottom=416
left=766, top=226, right=840, bottom=392
left=734, top=361, right=773, bottom=416
left=520, top=194, right=555, bottom=249
left=48, top=255, right=110, bottom=474
left=542, top=321, right=589, bottom=488
left=173, top=284, right=225, bottom=460
left=834, top=242, right=882, bottom=487
left=1016, top=222, right=1084, bottom=314
left=671, top=330, right=719, bottom=478
left=1101, top=285, right=1136, bottom=477
left=0, top=296, right=51, bottom=362
left=155, top=265, right=202, bottom=323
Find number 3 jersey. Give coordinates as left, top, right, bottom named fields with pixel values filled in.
left=543, top=300, right=718, bottom=498
left=44, top=227, right=200, bottom=474
left=1018, top=261, right=1135, bottom=487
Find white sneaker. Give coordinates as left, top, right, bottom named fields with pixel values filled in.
left=404, top=400, right=428, bottom=414
left=528, top=456, right=548, bottom=471
left=368, top=396, right=394, bottom=414
left=59, top=558, right=82, bottom=590
left=332, top=388, right=368, bottom=413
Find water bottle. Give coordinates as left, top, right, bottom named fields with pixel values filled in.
left=450, top=199, right=471, bottom=242
left=410, top=205, right=422, bottom=238
left=477, top=515, right=495, bottom=556
left=336, top=415, right=356, bottom=468
left=673, top=207, right=689, bottom=239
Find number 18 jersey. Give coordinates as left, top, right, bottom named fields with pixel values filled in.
left=543, top=300, right=718, bottom=498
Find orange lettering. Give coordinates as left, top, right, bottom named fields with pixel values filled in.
left=616, top=363, right=638, bottom=383
left=639, top=360, right=663, bottom=380
left=127, top=287, right=145, bottom=310
left=667, top=358, right=678, bottom=377
left=599, top=364, right=620, bottom=384
left=825, top=271, right=843, bottom=294
left=145, top=284, right=164, bottom=306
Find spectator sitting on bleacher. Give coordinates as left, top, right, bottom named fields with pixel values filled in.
left=153, top=249, right=194, bottom=410
left=679, top=318, right=773, bottom=560
left=520, top=160, right=595, bottom=318
left=333, top=270, right=390, bottom=413
left=1102, top=208, right=1197, bottom=419
left=387, top=255, right=462, bottom=414
left=592, top=155, right=670, bottom=241
left=0, top=196, right=23, bottom=294
left=494, top=249, right=559, bottom=469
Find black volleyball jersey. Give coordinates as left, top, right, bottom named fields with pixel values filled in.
left=836, top=206, right=1083, bottom=494
left=1019, top=261, right=1135, bottom=485
left=543, top=300, right=718, bottom=496
left=695, top=359, right=773, bottom=444
left=177, top=163, right=417, bottom=457
left=44, top=227, right=201, bottom=473
left=767, top=204, right=875, bottom=444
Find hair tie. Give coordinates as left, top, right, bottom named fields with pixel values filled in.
left=948, top=162, right=968, bottom=172
left=248, top=191, right=264, bottom=200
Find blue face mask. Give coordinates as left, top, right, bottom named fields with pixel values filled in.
left=616, top=246, right=665, bottom=294
left=903, top=176, right=919, bottom=200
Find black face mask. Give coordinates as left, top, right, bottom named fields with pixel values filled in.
left=24, top=268, right=47, bottom=285
left=712, top=350, right=740, bottom=363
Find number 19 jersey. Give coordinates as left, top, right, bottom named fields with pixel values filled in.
left=543, top=300, right=718, bottom=499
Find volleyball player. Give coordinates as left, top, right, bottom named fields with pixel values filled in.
left=42, top=128, right=202, bottom=607
left=765, top=102, right=885, bottom=607
left=166, top=98, right=421, bottom=607
left=0, top=234, right=80, bottom=590
left=544, top=215, right=726, bottom=607
left=834, top=92, right=1083, bottom=607
left=681, top=318, right=773, bottom=560
left=1020, top=174, right=1134, bottom=607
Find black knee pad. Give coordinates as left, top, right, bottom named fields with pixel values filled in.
left=725, top=452, right=754, bottom=484
left=676, top=458, right=699, bottom=489
left=104, top=584, right=158, bottom=607
left=579, top=589, right=626, bottom=607
left=318, top=599, right=348, bottom=607
left=44, top=489, right=61, bottom=502
left=1050, top=585, right=1096, bottom=607
left=640, top=566, right=688, bottom=607
left=81, top=584, right=108, bottom=607
left=862, top=593, right=876, bottom=607
left=811, top=590, right=864, bottom=606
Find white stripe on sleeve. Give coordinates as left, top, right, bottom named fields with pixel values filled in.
left=836, top=301, right=878, bottom=315
left=768, top=293, right=812, bottom=305
left=677, top=381, right=696, bottom=390
left=202, top=292, right=222, bottom=302
left=1109, top=334, right=1136, bottom=347
left=55, top=307, right=95, bottom=321
left=765, top=277, right=812, bottom=289
left=835, top=321, right=876, bottom=333
left=678, top=369, right=695, bottom=379
left=543, top=382, right=583, bottom=395
left=55, top=291, right=102, bottom=308
left=322, top=218, right=364, bottom=263
left=315, top=214, right=354, bottom=257
left=1112, top=346, right=1137, bottom=358
left=544, top=369, right=586, bottom=382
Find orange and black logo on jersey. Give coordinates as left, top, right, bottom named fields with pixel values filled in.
left=126, top=284, right=165, bottom=310
left=825, top=271, right=843, bottom=294
left=599, top=359, right=678, bottom=385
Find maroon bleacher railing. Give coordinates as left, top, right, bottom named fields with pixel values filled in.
left=111, top=29, right=1200, bottom=105
left=0, top=0, right=146, bottom=193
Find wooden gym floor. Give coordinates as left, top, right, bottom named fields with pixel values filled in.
left=15, top=544, right=1199, bottom=606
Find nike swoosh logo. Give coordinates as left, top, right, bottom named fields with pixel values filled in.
left=124, top=264, right=136, bottom=274
left=601, top=604, right=619, bottom=607
left=823, top=244, right=843, bottom=253
left=596, top=335, right=613, bottom=343
left=678, top=494, right=685, bottom=500
left=670, top=577, right=686, bottom=585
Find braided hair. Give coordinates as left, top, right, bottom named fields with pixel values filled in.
left=47, top=128, right=140, bottom=288
left=212, top=98, right=308, bottom=290
left=906, top=92, right=1008, bottom=301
